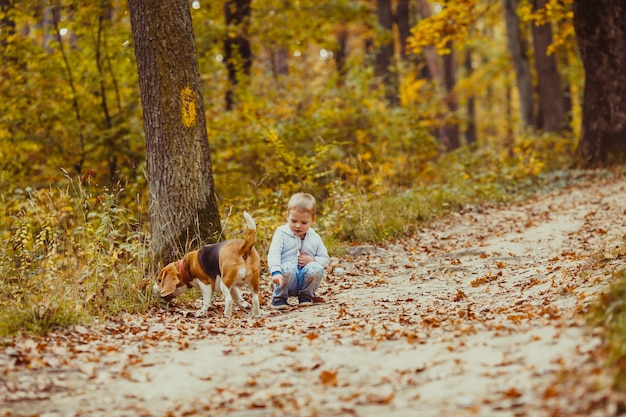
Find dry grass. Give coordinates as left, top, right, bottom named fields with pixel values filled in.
left=0, top=175, right=155, bottom=337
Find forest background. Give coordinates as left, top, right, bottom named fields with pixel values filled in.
left=3, top=0, right=626, bottom=382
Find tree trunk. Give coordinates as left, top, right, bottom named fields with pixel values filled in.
left=442, top=41, right=460, bottom=151
left=224, top=0, right=252, bottom=111
left=502, top=0, right=534, bottom=129
left=464, top=49, right=477, bottom=145
left=94, top=0, right=118, bottom=183
left=128, top=0, right=222, bottom=263
left=50, top=6, right=86, bottom=175
left=532, top=0, right=566, bottom=132
left=375, top=0, right=399, bottom=106
left=562, top=81, right=573, bottom=132
left=271, top=47, right=289, bottom=78
left=416, top=0, right=439, bottom=81
left=574, top=0, right=626, bottom=165
left=504, top=75, right=515, bottom=150
left=396, top=0, right=410, bottom=60
left=397, top=0, right=431, bottom=79
left=333, top=25, right=349, bottom=84
left=0, top=0, right=15, bottom=52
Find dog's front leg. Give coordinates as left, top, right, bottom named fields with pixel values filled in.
left=195, top=280, right=213, bottom=317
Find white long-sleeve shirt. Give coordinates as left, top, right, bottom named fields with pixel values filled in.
left=267, top=224, right=329, bottom=274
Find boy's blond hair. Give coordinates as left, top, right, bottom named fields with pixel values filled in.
left=287, top=192, right=317, bottom=216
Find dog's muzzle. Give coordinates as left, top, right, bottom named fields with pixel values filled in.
left=153, top=283, right=173, bottom=300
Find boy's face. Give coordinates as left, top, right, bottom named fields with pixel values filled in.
left=287, top=209, right=315, bottom=238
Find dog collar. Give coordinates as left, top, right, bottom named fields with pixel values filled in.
left=178, top=260, right=192, bottom=288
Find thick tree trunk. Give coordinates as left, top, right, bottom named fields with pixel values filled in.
left=128, top=0, right=222, bottom=263
left=502, top=0, right=534, bottom=129
left=375, top=0, right=399, bottom=106
left=224, top=0, right=252, bottom=111
left=532, top=0, right=566, bottom=132
left=574, top=0, right=626, bottom=166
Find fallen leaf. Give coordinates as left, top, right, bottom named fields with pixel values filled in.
left=502, top=387, right=522, bottom=399
left=307, top=333, right=320, bottom=342
left=320, top=370, right=338, bottom=387
left=454, top=289, right=468, bottom=302
left=365, top=391, right=395, bottom=404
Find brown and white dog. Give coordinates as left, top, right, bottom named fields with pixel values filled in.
left=154, top=211, right=261, bottom=318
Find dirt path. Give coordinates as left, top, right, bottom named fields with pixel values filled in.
left=3, top=174, right=626, bottom=417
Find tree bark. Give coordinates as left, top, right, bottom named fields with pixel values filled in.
left=502, top=0, right=534, bottom=129
left=532, top=0, right=566, bottom=132
left=396, top=0, right=430, bottom=80
left=271, top=47, right=289, bottom=78
left=396, top=0, right=410, bottom=60
left=333, top=25, right=349, bottom=84
left=464, top=49, right=477, bottom=145
left=50, top=7, right=86, bottom=174
left=128, top=0, right=222, bottom=263
left=224, top=0, right=252, bottom=111
left=574, top=0, right=626, bottom=165
left=0, top=0, right=15, bottom=52
left=416, top=0, right=439, bottom=80
left=375, top=0, right=398, bottom=106
left=442, top=41, right=460, bottom=151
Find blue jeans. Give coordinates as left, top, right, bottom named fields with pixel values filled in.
left=273, top=261, right=324, bottom=299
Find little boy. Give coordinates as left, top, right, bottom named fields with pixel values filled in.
left=268, top=192, right=329, bottom=309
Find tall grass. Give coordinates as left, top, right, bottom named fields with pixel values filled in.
left=0, top=174, right=154, bottom=337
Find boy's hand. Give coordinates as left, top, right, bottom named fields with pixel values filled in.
left=272, top=273, right=284, bottom=286
left=298, top=252, right=314, bottom=267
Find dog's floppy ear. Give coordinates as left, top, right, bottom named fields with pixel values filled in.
left=157, top=265, right=179, bottom=297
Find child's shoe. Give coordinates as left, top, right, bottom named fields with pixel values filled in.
left=271, top=297, right=289, bottom=310
left=298, top=295, right=313, bottom=307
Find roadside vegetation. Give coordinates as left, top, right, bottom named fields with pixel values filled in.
left=590, top=268, right=626, bottom=391
left=0, top=130, right=595, bottom=336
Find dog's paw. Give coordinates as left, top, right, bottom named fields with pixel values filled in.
left=239, top=301, right=250, bottom=309
left=194, top=309, right=207, bottom=318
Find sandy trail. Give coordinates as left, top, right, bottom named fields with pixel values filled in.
left=2, top=174, right=626, bottom=416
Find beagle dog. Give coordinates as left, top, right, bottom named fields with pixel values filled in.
left=154, top=211, right=261, bottom=318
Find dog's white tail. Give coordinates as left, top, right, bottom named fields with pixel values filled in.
left=240, top=211, right=257, bottom=254
left=243, top=210, right=256, bottom=231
